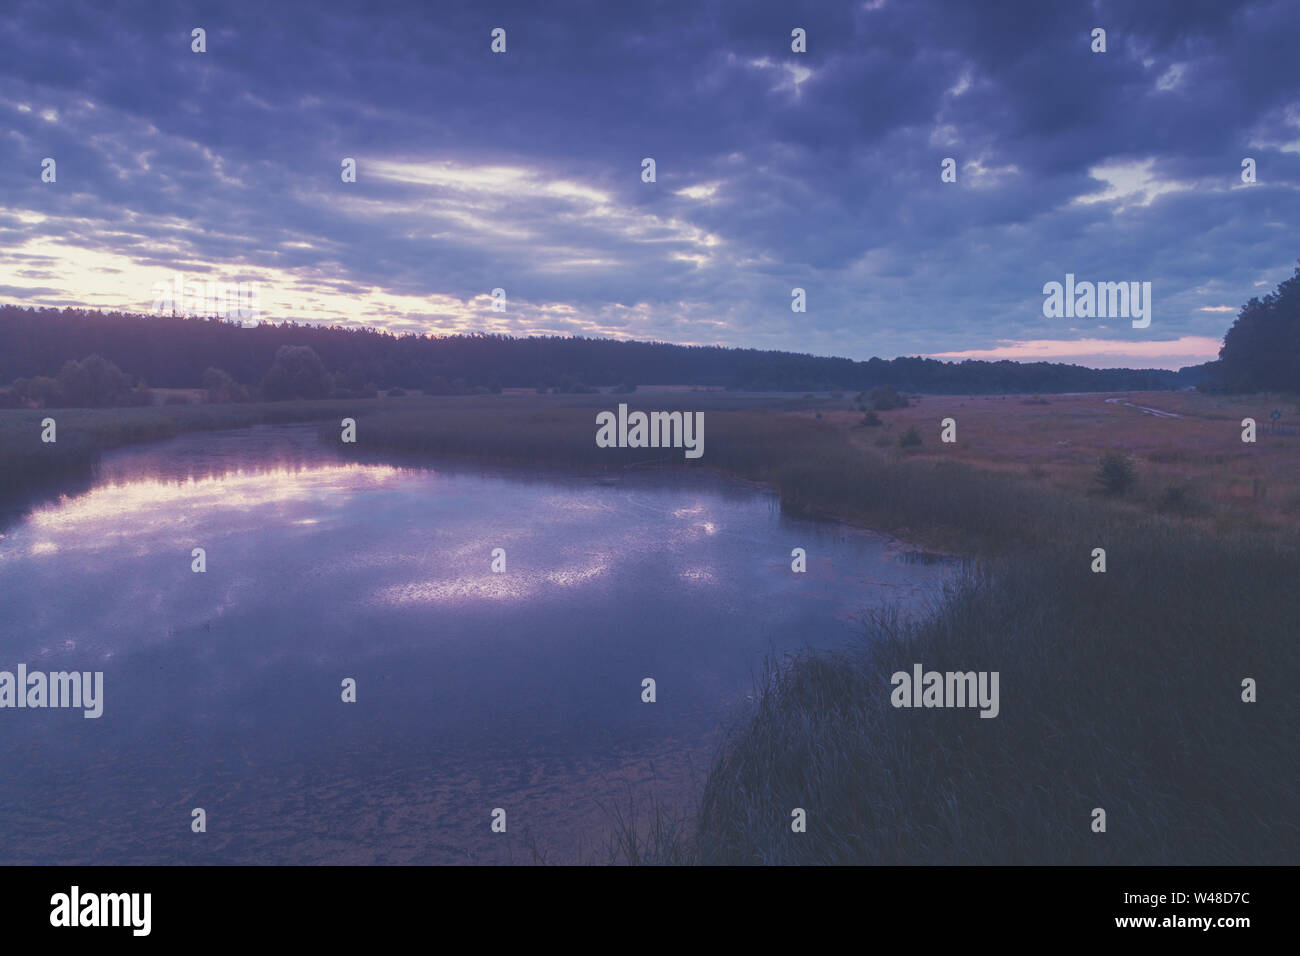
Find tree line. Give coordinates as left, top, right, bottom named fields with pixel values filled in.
left=9, top=282, right=1295, bottom=407
left=1208, top=262, right=1300, bottom=393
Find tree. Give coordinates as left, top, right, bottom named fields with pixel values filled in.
left=201, top=366, right=237, bottom=402
left=0, top=303, right=1190, bottom=396
left=1217, top=263, right=1300, bottom=392
left=56, top=355, right=134, bottom=407
left=261, top=345, right=329, bottom=400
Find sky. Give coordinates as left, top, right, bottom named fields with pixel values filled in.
left=1, top=0, right=1298, bottom=369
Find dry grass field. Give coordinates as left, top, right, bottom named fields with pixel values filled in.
left=821, top=390, right=1300, bottom=538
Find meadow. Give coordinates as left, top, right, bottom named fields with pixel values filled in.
left=833, top=389, right=1300, bottom=541
left=1, top=388, right=1296, bottom=864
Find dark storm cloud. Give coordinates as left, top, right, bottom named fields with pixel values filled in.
left=0, top=0, right=1296, bottom=364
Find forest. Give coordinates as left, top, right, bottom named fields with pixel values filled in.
left=0, top=303, right=1207, bottom=406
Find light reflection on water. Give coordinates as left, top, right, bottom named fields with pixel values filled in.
left=0, top=424, right=953, bottom=864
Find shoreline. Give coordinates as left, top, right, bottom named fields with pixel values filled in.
left=5, top=392, right=1290, bottom=557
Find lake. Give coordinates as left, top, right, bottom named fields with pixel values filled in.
left=0, top=424, right=953, bottom=864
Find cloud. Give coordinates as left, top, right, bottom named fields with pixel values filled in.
left=0, top=0, right=1295, bottom=367
left=928, top=335, right=1223, bottom=368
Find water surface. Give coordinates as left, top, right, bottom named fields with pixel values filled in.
left=0, top=424, right=952, bottom=863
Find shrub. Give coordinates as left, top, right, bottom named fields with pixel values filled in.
left=1095, top=452, right=1137, bottom=495
left=12, top=375, right=62, bottom=407
left=858, top=411, right=883, bottom=427
left=898, top=425, right=922, bottom=448
left=869, top=385, right=909, bottom=411
left=201, top=366, right=238, bottom=403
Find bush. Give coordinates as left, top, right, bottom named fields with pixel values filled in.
left=898, top=425, right=922, bottom=448
left=858, top=411, right=883, bottom=427
left=1095, top=452, right=1137, bottom=495
left=869, top=385, right=909, bottom=411
left=56, top=355, right=135, bottom=407
left=12, top=375, right=62, bottom=407
left=201, top=366, right=239, bottom=403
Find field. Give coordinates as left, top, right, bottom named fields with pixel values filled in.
left=828, top=390, right=1300, bottom=540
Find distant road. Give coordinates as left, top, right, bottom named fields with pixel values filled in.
left=1103, top=395, right=1300, bottom=435
left=1103, top=397, right=1183, bottom=419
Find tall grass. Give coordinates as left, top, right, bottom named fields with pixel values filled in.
left=697, top=526, right=1299, bottom=864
